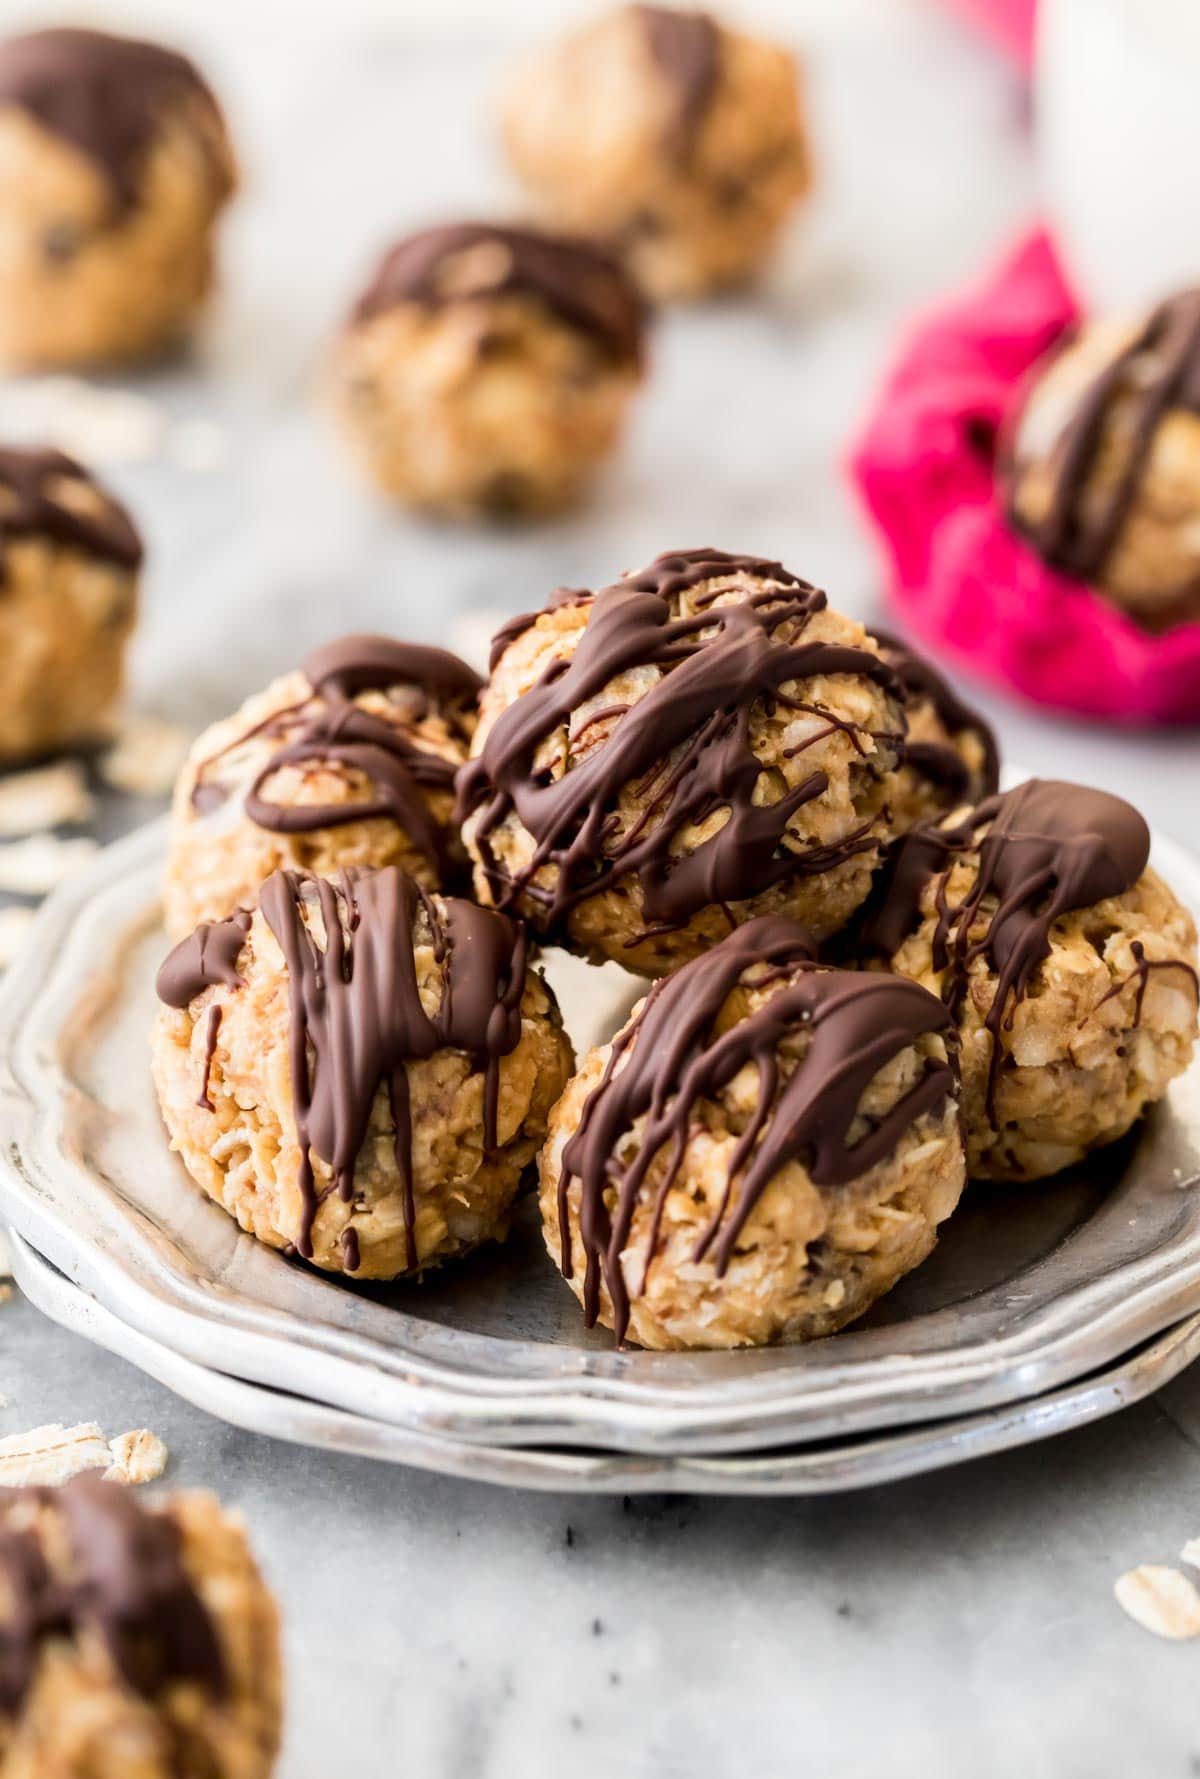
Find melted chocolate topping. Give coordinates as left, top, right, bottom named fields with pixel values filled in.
left=556, top=915, right=956, bottom=1343
left=457, top=550, right=899, bottom=942
left=0, top=447, right=142, bottom=582
left=0, top=27, right=230, bottom=213
left=635, top=6, right=721, bottom=154
left=861, top=779, right=1152, bottom=1122
left=256, top=868, right=528, bottom=1269
left=1011, top=289, right=1200, bottom=585
left=872, top=628, right=1000, bottom=809
left=156, top=908, right=251, bottom=1008
left=352, top=223, right=646, bottom=365
left=191, top=635, right=481, bottom=876
left=0, top=1474, right=225, bottom=1718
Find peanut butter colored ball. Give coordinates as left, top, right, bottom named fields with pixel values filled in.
left=152, top=867, right=573, bottom=1281
left=332, top=222, right=646, bottom=518
left=459, top=550, right=907, bottom=976
left=860, top=779, right=1199, bottom=1181
left=0, top=445, right=141, bottom=760
left=872, top=629, right=1000, bottom=833
left=1007, top=290, right=1200, bottom=631
left=0, top=1475, right=281, bottom=1779
left=0, top=28, right=236, bottom=368
left=539, top=917, right=965, bottom=1350
left=501, top=5, right=811, bottom=301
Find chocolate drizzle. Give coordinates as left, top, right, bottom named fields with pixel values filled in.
left=1011, top=288, right=1200, bottom=585
left=191, top=635, right=481, bottom=876
left=873, top=628, right=1000, bottom=810
left=0, top=1474, right=225, bottom=1718
left=0, top=446, right=142, bottom=582
left=555, top=915, right=956, bottom=1343
left=457, top=549, right=899, bottom=941
left=256, top=867, right=528, bottom=1270
left=635, top=6, right=721, bottom=155
left=352, top=223, right=646, bottom=366
left=861, top=779, right=1152, bottom=1123
left=156, top=908, right=250, bottom=1009
left=0, top=27, right=230, bottom=213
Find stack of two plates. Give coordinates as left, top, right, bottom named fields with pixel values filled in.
left=2, top=817, right=1200, bottom=1497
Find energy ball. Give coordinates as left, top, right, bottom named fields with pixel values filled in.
left=860, top=778, right=1199, bottom=1182
left=501, top=4, right=811, bottom=301
left=1006, top=289, right=1200, bottom=631
left=458, top=548, right=906, bottom=976
left=152, top=866, right=573, bottom=1280
left=0, top=445, right=141, bottom=760
left=0, top=1474, right=281, bottom=1779
left=163, top=634, right=481, bottom=940
left=0, top=27, right=236, bottom=368
left=332, top=221, right=646, bottom=517
left=872, top=628, right=1000, bottom=832
left=539, top=915, right=964, bottom=1349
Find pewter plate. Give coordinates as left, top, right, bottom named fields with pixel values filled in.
left=0, top=817, right=1198, bottom=1457
left=11, top=1228, right=1200, bottom=1495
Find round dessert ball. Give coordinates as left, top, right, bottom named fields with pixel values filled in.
left=163, top=634, right=481, bottom=941
left=331, top=221, right=646, bottom=518
left=539, top=915, right=965, bottom=1349
left=500, top=4, right=811, bottom=301
left=0, top=27, right=236, bottom=368
left=152, top=865, right=574, bottom=1280
left=0, top=1474, right=281, bottom=1779
left=0, top=444, right=141, bottom=760
left=1006, top=289, right=1200, bottom=631
left=860, top=778, right=1200, bottom=1181
left=872, top=628, right=1000, bottom=833
left=458, top=548, right=907, bottom=976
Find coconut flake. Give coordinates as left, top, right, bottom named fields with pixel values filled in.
left=0, top=761, right=93, bottom=835
left=0, top=834, right=96, bottom=895
left=1114, top=1565, right=1200, bottom=1640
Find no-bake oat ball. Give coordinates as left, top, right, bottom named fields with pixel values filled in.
left=458, top=549, right=907, bottom=976
left=163, top=635, right=481, bottom=940
left=0, top=27, right=236, bottom=368
left=1006, top=289, right=1200, bottom=631
left=0, top=1474, right=280, bottom=1779
left=331, top=222, right=646, bottom=517
left=539, top=916, right=965, bottom=1349
left=859, top=779, right=1199, bottom=1181
left=872, top=629, right=1000, bottom=833
left=500, top=4, right=811, bottom=301
left=152, top=866, right=573, bottom=1280
left=0, top=445, right=141, bottom=760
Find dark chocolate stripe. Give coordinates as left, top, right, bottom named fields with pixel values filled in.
left=0, top=446, right=143, bottom=582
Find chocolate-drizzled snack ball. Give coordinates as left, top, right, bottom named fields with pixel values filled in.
left=332, top=222, right=646, bottom=517
left=1007, top=290, right=1200, bottom=631
left=0, top=1474, right=280, bottom=1779
left=0, top=445, right=141, bottom=760
left=0, top=28, right=235, bottom=367
left=458, top=549, right=906, bottom=976
left=540, top=917, right=965, bottom=1349
left=873, top=630, right=1000, bottom=833
left=861, top=779, right=1199, bottom=1181
left=152, top=867, right=573, bottom=1279
left=501, top=5, right=810, bottom=301
left=163, top=635, right=481, bottom=940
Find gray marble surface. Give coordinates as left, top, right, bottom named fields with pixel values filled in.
left=1, top=4, right=1199, bottom=1774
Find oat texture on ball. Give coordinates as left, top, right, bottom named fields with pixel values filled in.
left=0, top=1473, right=281, bottom=1779
left=1006, top=288, right=1200, bottom=631
left=163, top=634, right=481, bottom=939
left=0, top=27, right=236, bottom=368
left=152, top=866, right=573, bottom=1280
left=0, top=445, right=141, bottom=760
left=872, top=629, right=1000, bottom=833
left=539, top=915, right=964, bottom=1349
left=859, top=778, right=1200, bottom=1181
left=501, top=4, right=811, bottom=301
left=332, top=221, right=646, bottom=517
left=458, top=548, right=906, bottom=975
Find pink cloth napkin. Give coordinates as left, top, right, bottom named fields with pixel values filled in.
left=947, top=0, right=1037, bottom=69
left=848, top=228, right=1200, bottom=727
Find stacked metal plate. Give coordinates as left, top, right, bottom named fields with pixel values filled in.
left=2, top=815, right=1199, bottom=1495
